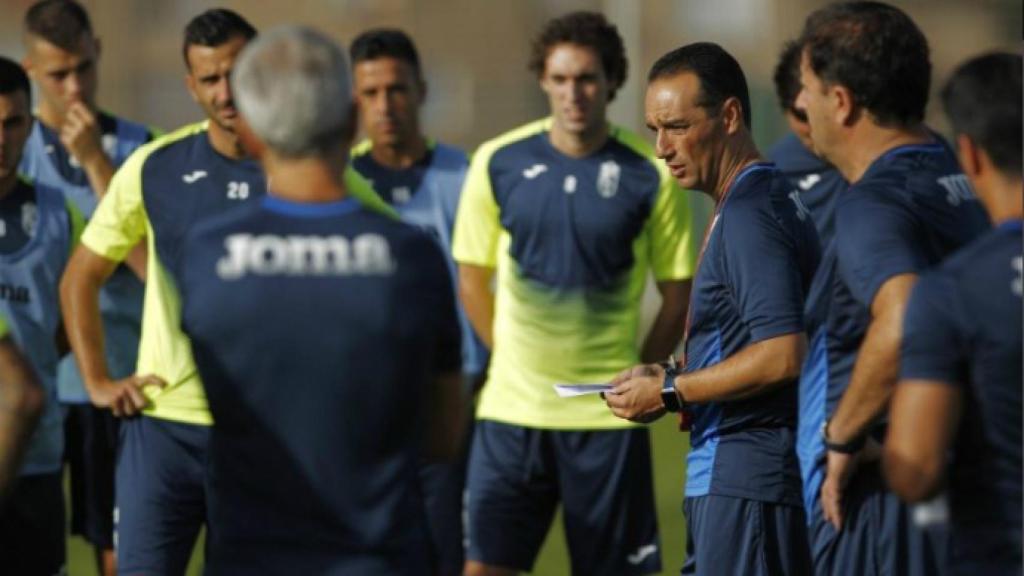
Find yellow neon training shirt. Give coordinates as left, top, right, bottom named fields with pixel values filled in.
left=452, top=119, right=698, bottom=429
left=83, top=121, right=395, bottom=425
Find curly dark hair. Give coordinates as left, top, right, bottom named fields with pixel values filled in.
left=528, top=11, right=627, bottom=101
left=800, top=1, right=930, bottom=128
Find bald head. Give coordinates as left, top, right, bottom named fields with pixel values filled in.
left=232, top=26, right=353, bottom=158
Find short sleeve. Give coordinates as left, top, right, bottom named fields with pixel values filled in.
left=900, top=272, right=966, bottom=385
left=81, top=147, right=149, bottom=262
left=646, top=169, right=698, bottom=280
left=722, top=198, right=807, bottom=342
left=451, top=145, right=501, bottom=268
left=835, top=187, right=927, bottom=308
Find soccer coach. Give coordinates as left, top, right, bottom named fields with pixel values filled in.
left=176, top=26, right=466, bottom=574
left=606, top=42, right=819, bottom=575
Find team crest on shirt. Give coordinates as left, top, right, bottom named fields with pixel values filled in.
left=597, top=160, right=620, bottom=198
left=21, top=202, right=38, bottom=238
left=391, top=186, right=412, bottom=204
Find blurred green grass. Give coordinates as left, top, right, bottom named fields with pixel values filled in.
left=66, top=418, right=688, bottom=575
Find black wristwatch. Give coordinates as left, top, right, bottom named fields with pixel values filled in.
left=821, top=420, right=866, bottom=454
left=658, top=359, right=685, bottom=413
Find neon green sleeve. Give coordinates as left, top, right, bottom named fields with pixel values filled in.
left=81, top=146, right=149, bottom=263
left=64, top=197, right=86, bottom=249
left=646, top=168, right=698, bottom=280
left=451, top=144, right=501, bottom=268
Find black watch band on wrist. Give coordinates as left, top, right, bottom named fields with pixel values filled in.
left=821, top=420, right=866, bottom=454
left=658, top=361, right=684, bottom=413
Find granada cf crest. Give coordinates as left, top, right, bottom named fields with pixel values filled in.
left=597, top=160, right=620, bottom=198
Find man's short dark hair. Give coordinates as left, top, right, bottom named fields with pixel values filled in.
left=182, top=8, right=257, bottom=67
left=24, top=0, right=93, bottom=52
left=800, top=1, right=930, bottom=128
left=647, top=42, right=752, bottom=129
left=942, top=52, right=1022, bottom=176
left=0, top=57, right=32, bottom=102
left=528, top=11, right=627, bottom=101
left=773, top=40, right=806, bottom=122
left=350, top=28, right=422, bottom=79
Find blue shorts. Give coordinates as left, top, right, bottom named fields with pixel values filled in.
left=116, top=415, right=210, bottom=576
left=466, top=420, right=660, bottom=576
left=0, top=471, right=65, bottom=574
left=65, top=402, right=119, bottom=548
left=681, top=494, right=810, bottom=576
left=806, top=462, right=948, bottom=576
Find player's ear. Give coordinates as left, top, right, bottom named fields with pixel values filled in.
left=721, top=96, right=745, bottom=135
left=832, top=84, right=856, bottom=127
left=184, top=72, right=198, bottom=104
left=955, top=133, right=982, bottom=179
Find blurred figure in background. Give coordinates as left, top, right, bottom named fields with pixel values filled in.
left=0, top=54, right=84, bottom=576
left=768, top=37, right=849, bottom=576
left=19, top=3, right=154, bottom=571
left=0, top=315, right=44, bottom=501
left=885, top=51, right=1022, bottom=576
left=180, top=25, right=465, bottom=574
left=60, top=10, right=262, bottom=574
left=349, top=28, right=486, bottom=576
left=797, top=2, right=989, bottom=574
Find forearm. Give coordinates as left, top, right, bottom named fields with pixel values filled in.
left=424, top=371, right=467, bottom=461
left=675, top=333, right=805, bottom=403
left=640, top=280, right=690, bottom=363
left=82, top=154, right=115, bottom=200
left=883, top=446, right=943, bottom=502
left=827, top=315, right=902, bottom=443
left=458, top=265, right=495, bottom=350
left=60, top=251, right=115, bottom=393
left=0, top=341, right=44, bottom=498
left=882, top=380, right=959, bottom=502
left=123, top=243, right=148, bottom=281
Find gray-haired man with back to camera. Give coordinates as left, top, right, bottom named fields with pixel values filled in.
left=176, top=26, right=465, bottom=575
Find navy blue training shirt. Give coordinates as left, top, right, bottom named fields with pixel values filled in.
left=900, top=220, right=1022, bottom=567
left=180, top=195, right=462, bottom=573
left=826, top=142, right=989, bottom=415
left=768, top=132, right=845, bottom=247
left=794, top=141, right=990, bottom=516
left=684, top=162, right=820, bottom=505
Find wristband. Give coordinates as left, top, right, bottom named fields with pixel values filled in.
left=821, top=420, right=866, bottom=454
left=658, top=359, right=685, bottom=413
